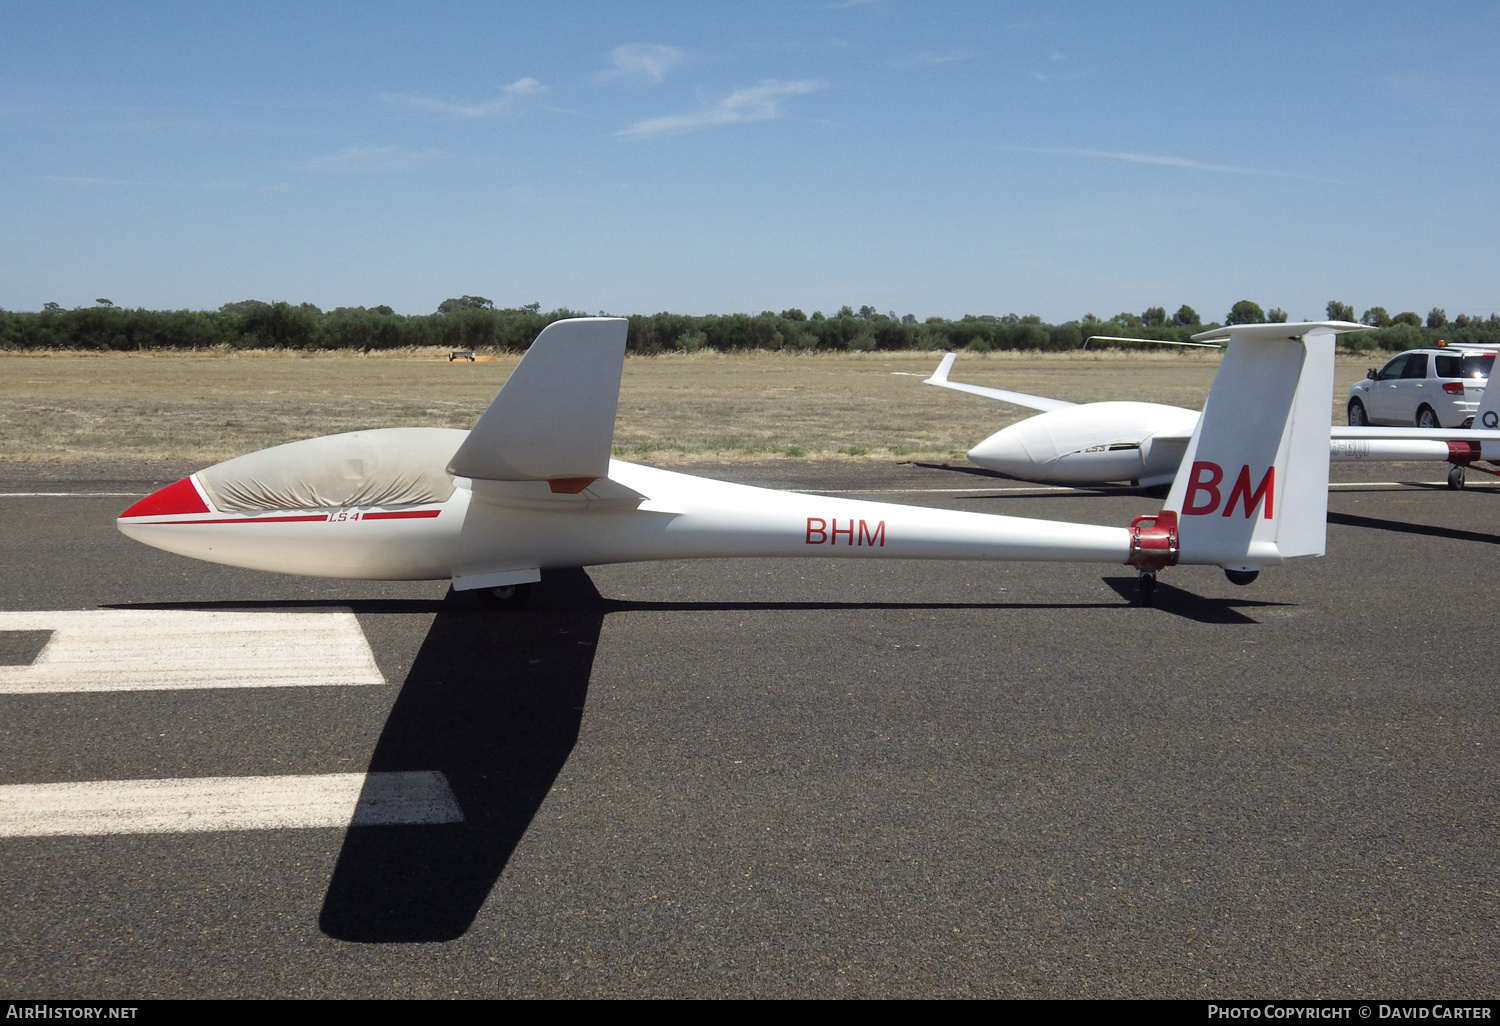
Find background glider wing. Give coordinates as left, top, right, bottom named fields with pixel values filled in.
left=1330, top=426, right=1500, bottom=442
left=923, top=353, right=1077, bottom=412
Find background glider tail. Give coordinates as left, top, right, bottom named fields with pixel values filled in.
left=1163, top=321, right=1367, bottom=571
left=447, top=317, right=628, bottom=483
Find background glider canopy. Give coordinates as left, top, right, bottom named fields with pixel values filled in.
left=197, top=428, right=465, bottom=513
left=447, top=317, right=629, bottom=483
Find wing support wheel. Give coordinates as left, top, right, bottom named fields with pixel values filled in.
left=1136, top=571, right=1156, bottom=607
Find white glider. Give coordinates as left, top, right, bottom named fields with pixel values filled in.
left=121, top=318, right=1357, bottom=604
left=925, top=333, right=1500, bottom=488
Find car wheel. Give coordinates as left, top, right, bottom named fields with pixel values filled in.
left=1416, top=405, right=1440, bottom=429
left=1347, top=399, right=1369, bottom=426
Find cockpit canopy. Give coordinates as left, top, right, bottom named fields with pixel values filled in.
left=196, top=428, right=467, bottom=512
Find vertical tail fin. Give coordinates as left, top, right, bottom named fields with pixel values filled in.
left=1163, top=321, right=1367, bottom=569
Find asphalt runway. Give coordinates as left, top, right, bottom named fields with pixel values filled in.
left=2, top=459, right=1498, bottom=998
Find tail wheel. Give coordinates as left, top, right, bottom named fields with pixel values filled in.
left=1347, top=399, right=1369, bottom=426
left=1448, top=466, right=1466, bottom=489
left=1417, top=405, right=1441, bottom=429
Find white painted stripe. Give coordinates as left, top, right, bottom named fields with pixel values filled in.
left=0, top=610, right=384, bottom=693
left=0, top=492, right=142, bottom=497
left=812, top=485, right=1079, bottom=495
left=1327, top=480, right=1485, bottom=490
left=0, top=771, right=462, bottom=836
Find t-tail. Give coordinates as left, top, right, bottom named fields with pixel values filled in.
left=1154, top=321, right=1368, bottom=584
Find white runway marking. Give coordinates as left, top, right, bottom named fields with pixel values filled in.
left=0, top=610, right=385, bottom=693
left=0, top=771, right=462, bottom=836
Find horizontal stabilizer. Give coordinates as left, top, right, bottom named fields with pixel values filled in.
left=448, top=318, right=628, bottom=482
left=924, top=353, right=1076, bottom=412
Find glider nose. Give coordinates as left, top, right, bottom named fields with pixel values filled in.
left=968, top=425, right=1047, bottom=479
left=119, top=477, right=211, bottom=521
left=117, top=476, right=212, bottom=551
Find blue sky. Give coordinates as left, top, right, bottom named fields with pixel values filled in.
left=3, top=1, right=1498, bottom=322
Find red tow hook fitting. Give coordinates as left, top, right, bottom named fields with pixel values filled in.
left=1125, top=509, right=1177, bottom=607
left=1446, top=441, right=1480, bottom=467
left=1125, top=510, right=1179, bottom=571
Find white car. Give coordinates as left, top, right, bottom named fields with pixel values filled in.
left=1346, top=347, right=1494, bottom=428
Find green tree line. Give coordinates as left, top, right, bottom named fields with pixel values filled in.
left=3, top=296, right=1497, bottom=354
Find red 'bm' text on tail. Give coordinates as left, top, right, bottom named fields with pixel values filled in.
left=1182, top=462, right=1274, bottom=519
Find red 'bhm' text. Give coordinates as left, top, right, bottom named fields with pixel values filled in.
left=805, top=518, right=886, bottom=546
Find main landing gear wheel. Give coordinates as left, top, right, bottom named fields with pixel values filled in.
left=1136, top=572, right=1156, bottom=607
left=1448, top=465, right=1467, bottom=489
left=481, top=583, right=533, bottom=608
left=1417, top=406, right=1440, bottom=429
left=1347, top=399, right=1368, bottom=426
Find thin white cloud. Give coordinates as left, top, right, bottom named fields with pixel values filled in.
left=37, top=175, right=152, bottom=186
left=600, top=45, right=684, bottom=83
left=732, top=37, right=855, bottom=54
left=616, top=79, right=825, bottom=140
left=380, top=77, right=545, bottom=119
left=1011, top=147, right=1337, bottom=183
left=505, top=185, right=596, bottom=209
left=201, top=181, right=291, bottom=192
left=299, top=146, right=440, bottom=173
left=1027, top=67, right=1093, bottom=83
left=896, top=49, right=984, bottom=68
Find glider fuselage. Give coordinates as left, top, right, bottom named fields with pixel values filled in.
left=118, top=445, right=1133, bottom=582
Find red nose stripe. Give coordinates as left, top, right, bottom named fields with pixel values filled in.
left=120, top=477, right=210, bottom=518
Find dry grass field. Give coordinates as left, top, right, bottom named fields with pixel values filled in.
left=0, top=348, right=1382, bottom=464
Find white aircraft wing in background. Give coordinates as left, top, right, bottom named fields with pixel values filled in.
left=923, top=353, right=1077, bottom=412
